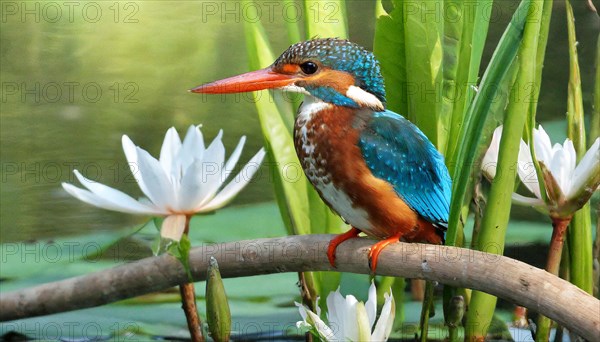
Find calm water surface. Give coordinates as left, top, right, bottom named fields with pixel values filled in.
left=1, top=1, right=597, bottom=242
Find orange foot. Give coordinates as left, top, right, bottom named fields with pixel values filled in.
left=368, top=234, right=402, bottom=272
left=327, top=227, right=361, bottom=267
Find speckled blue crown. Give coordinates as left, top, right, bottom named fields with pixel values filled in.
left=274, top=38, right=386, bottom=105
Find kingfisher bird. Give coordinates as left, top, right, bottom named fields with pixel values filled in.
left=191, top=38, right=451, bottom=271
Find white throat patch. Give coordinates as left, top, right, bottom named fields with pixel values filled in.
left=297, top=95, right=332, bottom=121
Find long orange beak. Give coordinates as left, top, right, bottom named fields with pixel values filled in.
left=190, top=67, right=296, bottom=94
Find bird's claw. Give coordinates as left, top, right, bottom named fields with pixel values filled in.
left=327, top=227, right=361, bottom=269
left=367, top=234, right=402, bottom=273
left=327, top=245, right=337, bottom=268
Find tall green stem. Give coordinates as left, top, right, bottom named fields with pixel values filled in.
left=564, top=0, right=593, bottom=295
left=594, top=212, right=600, bottom=299
left=524, top=0, right=553, bottom=206
left=445, top=0, right=532, bottom=247
left=419, top=281, right=435, bottom=342
left=465, top=1, right=545, bottom=340
left=591, top=35, right=600, bottom=142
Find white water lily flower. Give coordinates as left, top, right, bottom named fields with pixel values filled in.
left=62, top=125, right=266, bottom=241
left=482, top=125, right=599, bottom=218
left=296, top=282, right=395, bottom=341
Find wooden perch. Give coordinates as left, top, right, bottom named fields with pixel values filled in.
left=1, top=235, right=598, bottom=340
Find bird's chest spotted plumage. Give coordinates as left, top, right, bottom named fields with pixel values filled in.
left=293, top=100, right=374, bottom=231
left=292, top=99, right=430, bottom=241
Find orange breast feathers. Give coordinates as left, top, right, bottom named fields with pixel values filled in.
left=294, top=106, right=442, bottom=244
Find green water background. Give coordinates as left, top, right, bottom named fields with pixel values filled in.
left=1, top=0, right=598, bottom=242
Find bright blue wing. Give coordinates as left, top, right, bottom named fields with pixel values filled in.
left=358, top=110, right=451, bottom=226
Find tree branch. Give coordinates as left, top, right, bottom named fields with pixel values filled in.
left=1, top=235, right=598, bottom=340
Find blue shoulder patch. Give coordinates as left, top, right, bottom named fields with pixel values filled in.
left=358, top=110, right=452, bottom=227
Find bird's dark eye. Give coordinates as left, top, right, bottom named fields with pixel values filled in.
left=300, top=61, right=318, bottom=74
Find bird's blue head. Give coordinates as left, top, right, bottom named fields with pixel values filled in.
left=192, top=38, right=387, bottom=111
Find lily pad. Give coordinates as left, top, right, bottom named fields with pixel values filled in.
left=0, top=226, right=142, bottom=283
